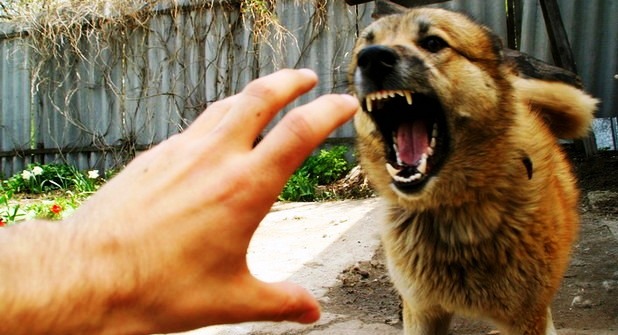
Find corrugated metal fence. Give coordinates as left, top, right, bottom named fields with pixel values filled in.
left=0, top=0, right=616, bottom=177
left=0, top=1, right=374, bottom=177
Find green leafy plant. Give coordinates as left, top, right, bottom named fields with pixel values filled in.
left=279, top=146, right=352, bottom=202
left=24, top=196, right=80, bottom=221
left=3, top=164, right=73, bottom=194
left=301, top=146, right=351, bottom=185
left=69, top=167, right=101, bottom=194
left=0, top=184, right=22, bottom=225
left=279, top=171, right=318, bottom=202
left=1, top=164, right=103, bottom=226
left=2, top=164, right=103, bottom=194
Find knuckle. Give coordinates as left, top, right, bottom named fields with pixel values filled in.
left=244, top=80, right=277, bottom=101
left=282, top=110, right=314, bottom=144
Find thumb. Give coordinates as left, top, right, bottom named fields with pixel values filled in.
left=248, top=280, right=321, bottom=324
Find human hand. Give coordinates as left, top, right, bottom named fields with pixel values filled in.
left=66, top=69, right=358, bottom=334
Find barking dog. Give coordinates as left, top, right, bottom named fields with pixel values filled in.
left=349, top=7, right=598, bottom=335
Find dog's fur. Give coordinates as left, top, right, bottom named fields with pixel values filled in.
left=348, top=7, right=598, bottom=335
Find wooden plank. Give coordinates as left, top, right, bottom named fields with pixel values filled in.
left=539, top=0, right=596, bottom=156
left=505, top=0, right=523, bottom=50
left=0, top=144, right=153, bottom=159
left=538, top=0, right=576, bottom=72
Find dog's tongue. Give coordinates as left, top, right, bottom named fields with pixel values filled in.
left=397, top=120, right=428, bottom=166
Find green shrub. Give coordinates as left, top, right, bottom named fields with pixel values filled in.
left=2, top=163, right=102, bottom=194
left=279, top=145, right=352, bottom=202
left=300, top=146, right=351, bottom=185
left=1, top=163, right=99, bottom=225
left=3, top=164, right=72, bottom=194
left=279, top=171, right=317, bottom=202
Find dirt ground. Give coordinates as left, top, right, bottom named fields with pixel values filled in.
left=322, top=149, right=618, bottom=334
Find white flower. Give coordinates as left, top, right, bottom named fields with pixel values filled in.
left=21, top=170, right=33, bottom=180
left=32, top=166, right=44, bottom=176
left=87, top=170, right=100, bottom=179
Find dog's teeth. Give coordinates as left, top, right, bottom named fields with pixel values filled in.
left=393, top=172, right=423, bottom=183
left=430, top=137, right=437, bottom=148
left=396, top=150, right=403, bottom=166
left=365, top=97, right=373, bottom=112
left=386, top=163, right=401, bottom=178
left=396, top=90, right=404, bottom=97
left=389, top=91, right=395, bottom=98
left=426, top=147, right=434, bottom=156
left=404, top=91, right=413, bottom=105
left=417, top=154, right=428, bottom=174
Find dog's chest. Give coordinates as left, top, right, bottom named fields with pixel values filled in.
left=382, top=208, right=525, bottom=303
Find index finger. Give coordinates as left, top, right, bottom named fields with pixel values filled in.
left=216, top=69, right=319, bottom=148
left=252, top=93, right=359, bottom=189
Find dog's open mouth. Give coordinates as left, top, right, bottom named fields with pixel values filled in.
left=360, top=90, right=449, bottom=193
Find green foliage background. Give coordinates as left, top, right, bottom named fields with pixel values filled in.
left=279, top=146, right=352, bottom=202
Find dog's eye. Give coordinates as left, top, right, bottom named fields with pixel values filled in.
left=419, top=36, right=447, bottom=53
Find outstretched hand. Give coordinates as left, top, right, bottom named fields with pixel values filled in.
left=0, top=69, right=358, bottom=335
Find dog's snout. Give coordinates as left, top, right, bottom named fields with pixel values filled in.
left=357, top=45, right=399, bottom=77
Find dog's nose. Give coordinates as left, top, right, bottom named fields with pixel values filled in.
left=356, top=45, right=399, bottom=78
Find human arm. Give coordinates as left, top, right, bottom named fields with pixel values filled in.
left=0, top=69, right=359, bottom=335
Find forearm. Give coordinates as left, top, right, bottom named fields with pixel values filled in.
left=0, top=219, right=148, bottom=335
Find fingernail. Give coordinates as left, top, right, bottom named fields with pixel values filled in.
left=339, top=94, right=360, bottom=109
left=292, top=308, right=321, bottom=324
left=297, top=68, right=318, bottom=80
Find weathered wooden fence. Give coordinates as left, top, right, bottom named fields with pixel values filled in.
left=1, top=0, right=616, bottom=178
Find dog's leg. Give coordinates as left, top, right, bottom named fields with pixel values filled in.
left=545, top=308, right=557, bottom=335
left=499, top=306, right=556, bottom=335
left=402, top=301, right=452, bottom=335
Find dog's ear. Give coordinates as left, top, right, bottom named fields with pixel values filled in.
left=512, top=77, right=598, bottom=139
left=504, top=49, right=583, bottom=88
left=373, top=0, right=407, bottom=19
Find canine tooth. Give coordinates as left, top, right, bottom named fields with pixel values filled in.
left=404, top=91, right=413, bottom=105
left=417, top=157, right=427, bottom=175
left=386, top=163, right=401, bottom=178
left=366, top=97, right=373, bottom=112
left=430, top=137, right=437, bottom=148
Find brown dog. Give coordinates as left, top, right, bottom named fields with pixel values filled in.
left=349, top=7, right=598, bottom=335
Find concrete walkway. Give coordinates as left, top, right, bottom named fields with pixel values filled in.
left=170, top=198, right=391, bottom=335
